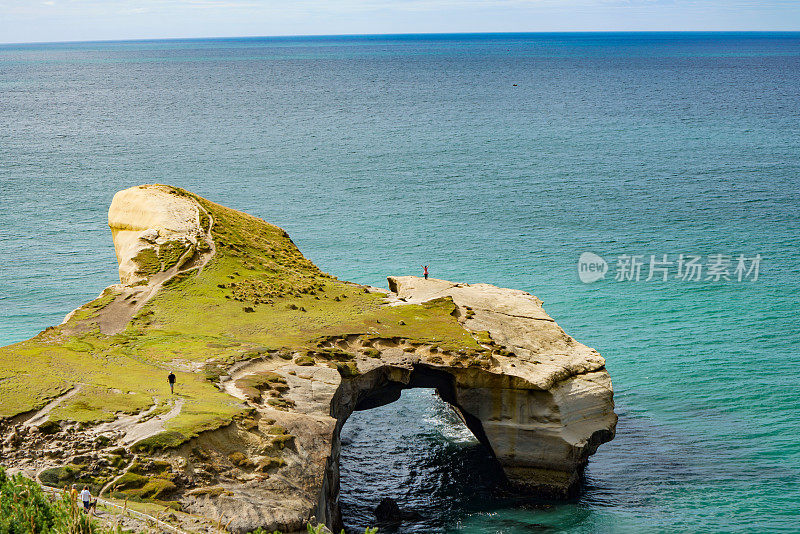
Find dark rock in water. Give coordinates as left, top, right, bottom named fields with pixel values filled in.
left=375, top=497, right=402, bottom=522
left=374, top=497, right=423, bottom=523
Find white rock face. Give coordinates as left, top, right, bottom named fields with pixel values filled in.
left=108, top=185, right=203, bottom=285
left=385, top=276, right=617, bottom=495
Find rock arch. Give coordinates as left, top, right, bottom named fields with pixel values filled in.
left=321, top=339, right=616, bottom=529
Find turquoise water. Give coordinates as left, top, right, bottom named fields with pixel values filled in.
left=1, top=33, right=799, bottom=532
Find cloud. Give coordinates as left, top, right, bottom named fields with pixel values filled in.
left=1, top=0, right=799, bottom=43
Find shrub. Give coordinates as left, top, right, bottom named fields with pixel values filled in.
left=267, top=398, right=295, bottom=409
left=363, top=348, right=381, bottom=358
left=112, top=472, right=148, bottom=491
left=0, top=467, right=119, bottom=534
left=295, top=355, right=315, bottom=366
left=37, top=420, right=61, bottom=435
left=335, top=362, right=360, bottom=378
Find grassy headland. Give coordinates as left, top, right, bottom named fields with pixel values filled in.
left=0, top=185, right=478, bottom=452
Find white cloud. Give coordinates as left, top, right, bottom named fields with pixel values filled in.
left=0, top=0, right=798, bottom=43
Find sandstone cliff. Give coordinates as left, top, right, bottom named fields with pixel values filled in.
left=0, top=185, right=616, bottom=533
left=108, top=185, right=207, bottom=286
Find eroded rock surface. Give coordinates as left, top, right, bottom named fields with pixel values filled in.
left=385, top=276, right=616, bottom=493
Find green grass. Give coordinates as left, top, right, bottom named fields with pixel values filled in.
left=48, top=385, right=153, bottom=425
left=158, top=239, right=191, bottom=270
left=68, top=288, right=118, bottom=323
left=111, top=473, right=177, bottom=502
left=0, top=185, right=479, bottom=453
left=130, top=431, right=187, bottom=453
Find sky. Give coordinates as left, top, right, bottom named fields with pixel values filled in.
left=0, top=0, right=799, bottom=44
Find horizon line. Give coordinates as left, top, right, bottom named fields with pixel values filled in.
left=3, top=29, right=800, bottom=47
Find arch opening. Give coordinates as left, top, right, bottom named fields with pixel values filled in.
left=338, top=387, right=508, bottom=533
left=350, top=364, right=496, bottom=454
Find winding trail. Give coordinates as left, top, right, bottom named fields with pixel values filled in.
left=19, top=386, right=82, bottom=427
left=121, top=397, right=185, bottom=445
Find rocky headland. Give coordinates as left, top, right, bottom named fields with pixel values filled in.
left=0, top=185, right=616, bottom=533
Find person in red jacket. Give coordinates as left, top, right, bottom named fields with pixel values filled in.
left=422, top=265, right=429, bottom=280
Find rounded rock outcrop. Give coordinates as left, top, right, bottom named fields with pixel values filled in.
left=108, top=184, right=205, bottom=285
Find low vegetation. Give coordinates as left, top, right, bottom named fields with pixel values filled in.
left=3, top=468, right=374, bottom=534
left=0, top=467, right=119, bottom=534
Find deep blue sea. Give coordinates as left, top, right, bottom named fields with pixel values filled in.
left=1, top=33, right=799, bottom=533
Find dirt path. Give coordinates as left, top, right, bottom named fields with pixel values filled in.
left=40, top=484, right=194, bottom=534
left=19, top=386, right=82, bottom=428
left=100, top=204, right=217, bottom=336
left=121, top=397, right=184, bottom=445
left=87, top=396, right=185, bottom=446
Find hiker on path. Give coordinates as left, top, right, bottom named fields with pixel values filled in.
left=168, top=371, right=176, bottom=394
left=422, top=265, right=429, bottom=280
left=79, top=486, right=91, bottom=512
left=70, top=483, right=78, bottom=503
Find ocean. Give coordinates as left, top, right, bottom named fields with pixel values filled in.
left=1, top=32, right=798, bottom=532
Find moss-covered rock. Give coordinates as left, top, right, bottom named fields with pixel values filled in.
left=131, top=431, right=187, bottom=453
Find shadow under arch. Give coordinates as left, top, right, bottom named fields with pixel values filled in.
left=353, top=364, right=497, bottom=455
left=323, top=364, right=507, bottom=531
